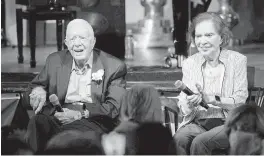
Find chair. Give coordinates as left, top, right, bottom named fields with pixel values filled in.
left=160, top=95, right=179, bottom=135
left=1, top=93, right=30, bottom=129
left=247, top=87, right=264, bottom=107
left=16, top=6, right=76, bottom=68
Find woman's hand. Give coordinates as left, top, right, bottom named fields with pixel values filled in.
left=186, top=94, right=203, bottom=107
left=195, top=84, right=216, bottom=105
left=178, top=96, right=196, bottom=116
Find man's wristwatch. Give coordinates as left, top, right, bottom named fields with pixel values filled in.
left=81, top=109, right=89, bottom=118
left=73, top=104, right=89, bottom=120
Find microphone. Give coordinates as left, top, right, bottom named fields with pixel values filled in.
left=49, top=94, right=64, bottom=112
left=174, top=80, right=209, bottom=109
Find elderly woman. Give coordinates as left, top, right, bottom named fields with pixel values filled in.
left=225, top=104, right=264, bottom=155
left=173, top=12, right=248, bottom=155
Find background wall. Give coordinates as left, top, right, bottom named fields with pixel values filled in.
left=125, top=0, right=174, bottom=25
left=3, top=0, right=263, bottom=46
left=5, top=0, right=45, bottom=46
left=4, top=0, right=174, bottom=46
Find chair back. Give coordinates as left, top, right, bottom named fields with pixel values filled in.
left=247, top=87, right=264, bottom=107
left=160, top=96, right=179, bottom=135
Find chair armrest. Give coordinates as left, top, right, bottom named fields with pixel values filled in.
left=21, top=90, right=33, bottom=110
left=247, top=87, right=264, bottom=107
left=160, top=96, right=179, bottom=135
left=160, top=96, right=179, bottom=114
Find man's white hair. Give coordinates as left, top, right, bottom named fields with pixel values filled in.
left=66, top=19, right=94, bottom=37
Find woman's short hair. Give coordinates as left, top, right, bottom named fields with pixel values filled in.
left=224, top=104, right=264, bottom=137
left=119, top=84, right=162, bottom=123
left=188, top=12, right=233, bottom=48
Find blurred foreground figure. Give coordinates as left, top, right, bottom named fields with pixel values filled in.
left=225, top=104, right=264, bottom=155
left=1, top=127, right=33, bottom=155
left=102, top=85, right=176, bottom=155
left=42, top=130, right=104, bottom=155
left=119, top=84, right=162, bottom=123
left=135, top=122, right=174, bottom=155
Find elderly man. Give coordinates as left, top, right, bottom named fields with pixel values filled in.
left=24, top=19, right=127, bottom=153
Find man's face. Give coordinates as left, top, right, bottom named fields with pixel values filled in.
left=65, top=24, right=95, bottom=63
left=194, top=20, right=222, bottom=58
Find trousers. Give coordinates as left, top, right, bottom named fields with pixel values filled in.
left=25, top=113, right=117, bottom=153
left=173, top=123, right=229, bottom=155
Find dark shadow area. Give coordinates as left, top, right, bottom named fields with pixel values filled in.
left=95, top=33, right=125, bottom=59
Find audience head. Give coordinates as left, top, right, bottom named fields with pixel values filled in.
left=119, top=85, right=162, bottom=123
left=135, top=122, right=174, bottom=155
left=225, top=104, right=264, bottom=155
left=65, top=19, right=96, bottom=65
left=225, top=104, right=264, bottom=136
left=1, top=127, right=33, bottom=155
left=188, top=12, right=233, bottom=57
left=44, top=130, right=105, bottom=155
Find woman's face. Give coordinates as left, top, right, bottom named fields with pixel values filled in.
left=194, top=20, right=222, bottom=58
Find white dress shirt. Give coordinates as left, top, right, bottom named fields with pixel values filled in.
left=65, top=53, right=93, bottom=104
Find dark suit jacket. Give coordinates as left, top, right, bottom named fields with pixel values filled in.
left=24, top=48, right=127, bottom=119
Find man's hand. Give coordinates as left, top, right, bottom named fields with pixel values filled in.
left=54, top=108, right=82, bottom=125
left=29, top=87, right=46, bottom=114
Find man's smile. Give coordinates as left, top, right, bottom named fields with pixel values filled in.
left=74, top=49, right=84, bottom=52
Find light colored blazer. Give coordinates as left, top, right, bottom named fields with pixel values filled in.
left=178, top=49, right=248, bottom=129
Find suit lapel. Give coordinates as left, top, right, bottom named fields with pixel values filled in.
left=91, top=50, right=104, bottom=103
left=57, top=51, right=73, bottom=103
